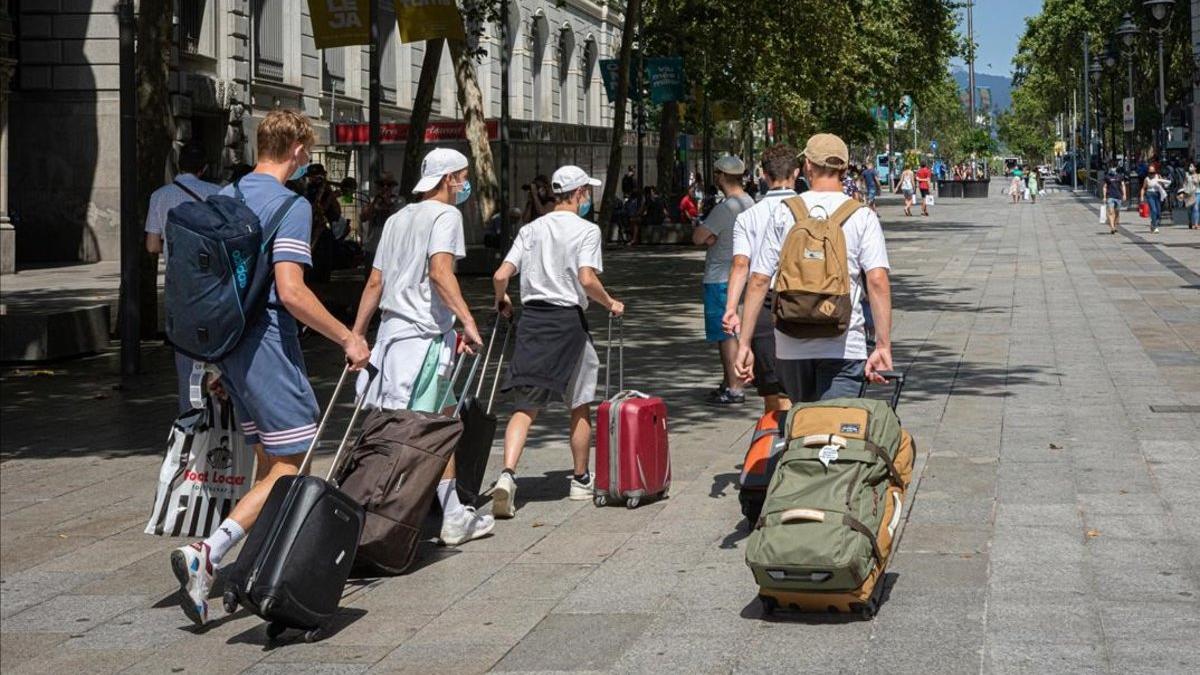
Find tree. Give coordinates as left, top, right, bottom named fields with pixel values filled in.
left=400, top=39, right=445, bottom=196
left=450, top=0, right=502, bottom=225
left=134, top=0, right=174, bottom=337
left=598, top=0, right=640, bottom=230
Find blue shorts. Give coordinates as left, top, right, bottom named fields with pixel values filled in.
left=703, top=283, right=732, bottom=343
left=218, top=314, right=320, bottom=456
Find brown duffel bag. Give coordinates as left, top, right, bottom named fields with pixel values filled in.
left=335, top=407, right=462, bottom=575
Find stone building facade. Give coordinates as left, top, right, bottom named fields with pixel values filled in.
left=6, top=0, right=627, bottom=267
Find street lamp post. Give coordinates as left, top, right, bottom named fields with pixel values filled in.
left=1143, top=0, right=1176, bottom=161
left=1104, top=46, right=1117, bottom=168
left=1115, top=12, right=1139, bottom=167
left=1089, top=55, right=1103, bottom=170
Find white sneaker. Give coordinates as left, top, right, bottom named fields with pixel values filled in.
left=170, top=542, right=214, bottom=626
left=569, top=473, right=595, bottom=501
left=440, top=506, right=496, bottom=546
left=491, top=472, right=517, bottom=519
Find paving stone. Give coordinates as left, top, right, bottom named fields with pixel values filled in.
left=3, top=593, right=146, bottom=634
left=62, top=607, right=192, bottom=649
left=492, top=613, right=652, bottom=672
left=984, top=639, right=1108, bottom=675
left=514, top=531, right=632, bottom=564
left=7, top=647, right=154, bottom=675
left=0, top=632, right=71, bottom=670
left=464, top=562, right=596, bottom=603
left=368, top=639, right=512, bottom=674
left=0, top=570, right=89, bottom=618
left=1107, top=638, right=1200, bottom=674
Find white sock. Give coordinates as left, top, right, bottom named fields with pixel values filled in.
left=437, top=479, right=465, bottom=519
left=203, top=518, right=245, bottom=566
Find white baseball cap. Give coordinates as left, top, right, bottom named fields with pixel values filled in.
left=412, top=148, right=469, bottom=194
left=551, top=165, right=602, bottom=194
left=714, top=155, right=746, bottom=175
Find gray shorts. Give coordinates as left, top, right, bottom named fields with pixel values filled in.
left=511, top=342, right=600, bottom=412
left=776, top=358, right=865, bottom=403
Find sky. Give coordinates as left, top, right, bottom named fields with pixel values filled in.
left=951, top=0, right=1044, bottom=77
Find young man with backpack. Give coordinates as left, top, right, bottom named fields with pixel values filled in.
left=734, top=133, right=893, bottom=402
left=489, top=166, right=624, bottom=519
left=144, top=143, right=220, bottom=414
left=170, top=110, right=371, bottom=626
left=350, top=147, right=493, bottom=546
left=721, top=144, right=799, bottom=413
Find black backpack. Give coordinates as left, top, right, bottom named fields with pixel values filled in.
left=164, top=182, right=300, bottom=361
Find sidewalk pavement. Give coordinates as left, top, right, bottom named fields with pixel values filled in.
left=2, top=187, right=1199, bottom=674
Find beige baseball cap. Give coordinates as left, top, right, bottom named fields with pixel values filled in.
left=802, top=133, right=849, bottom=170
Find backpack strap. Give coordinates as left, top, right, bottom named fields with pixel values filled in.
left=783, top=195, right=808, bottom=225
left=173, top=179, right=204, bottom=202
left=827, top=199, right=863, bottom=228
left=260, top=195, right=303, bottom=254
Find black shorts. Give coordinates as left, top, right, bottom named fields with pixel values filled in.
left=919, top=187, right=930, bottom=199
left=750, top=296, right=782, bottom=397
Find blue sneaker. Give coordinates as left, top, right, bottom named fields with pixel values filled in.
left=170, top=542, right=214, bottom=626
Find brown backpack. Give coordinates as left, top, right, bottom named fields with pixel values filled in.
left=772, top=197, right=861, bottom=338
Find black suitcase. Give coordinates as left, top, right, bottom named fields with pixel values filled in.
left=453, top=316, right=510, bottom=505
left=221, top=366, right=368, bottom=643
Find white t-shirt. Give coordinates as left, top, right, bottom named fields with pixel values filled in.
left=702, top=193, right=754, bottom=284
left=145, top=173, right=221, bottom=261
left=373, top=200, right=466, bottom=339
left=752, top=191, right=890, bottom=360
left=504, top=210, right=603, bottom=309
left=732, top=188, right=797, bottom=263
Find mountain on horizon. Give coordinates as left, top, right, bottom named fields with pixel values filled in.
left=950, top=65, right=1013, bottom=114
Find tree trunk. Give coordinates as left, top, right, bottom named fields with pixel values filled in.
left=599, top=0, right=641, bottom=229
left=656, top=99, right=679, bottom=198
left=448, top=39, right=497, bottom=225
left=135, top=0, right=174, bottom=338
left=400, top=39, right=444, bottom=196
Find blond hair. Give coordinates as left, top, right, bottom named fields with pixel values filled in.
left=257, top=109, right=315, bottom=161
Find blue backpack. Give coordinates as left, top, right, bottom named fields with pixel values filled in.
left=164, top=183, right=301, bottom=362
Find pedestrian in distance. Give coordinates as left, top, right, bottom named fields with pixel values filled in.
left=350, top=147, right=493, bottom=546
left=694, top=155, right=755, bottom=405
left=916, top=161, right=933, bottom=216
left=1181, top=162, right=1199, bottom=230
left=621, top=165, right=637, bottom=199
left=722, top=144, right=800, bottom=413
left=678, top=189, right=700, bottom=226
left=144, top=143, right=221, bottom=415
left=624, top=187, right=646, bottom=246
left=861, top=161, right=881, bottom=213
left=170, top=109, right=372, bottom=626
left=489, top=166, right=624, bottom=519
left=360, top=172, right=401, bottom=277
left=1009, top=168, right=1023, bottom=205
left=521, top=174, right=554, bottom=225
left=1102, top=168, right=1128, bottom=235
left=1027, top=169, right=1039, bottom=204
left=734, top=133, right=894, bottom=403
left=896, top=165, right=916, bottom=216
left=1140, top=164, right=1170, bottom=234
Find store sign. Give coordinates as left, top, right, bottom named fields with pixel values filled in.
left=1122, top=97, right=1135, bottom=132
left=332, top=120, right=499, bottom=145
left=309, top=0, right=370, bottom=49
left=396, top=0, right=464, bottom=43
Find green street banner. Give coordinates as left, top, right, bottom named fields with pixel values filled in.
left=396, top=0, right=464, bottom=43
left=645, top=57, right=684, bottom=104
left=599, top=59, right=638, bottom=103
left=309, top=0, right=371, bottom=49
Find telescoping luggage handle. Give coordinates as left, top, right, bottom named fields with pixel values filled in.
left=298, top=350, right=481, bottom=481
left=859, top=370, right=906, bottom=412
left=605, top=314, right=624, bottom=399
left=472, top=313, right=512, bottom=415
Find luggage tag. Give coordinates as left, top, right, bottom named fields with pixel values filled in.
left=818, top=444, right=840, bottom=468
left=189, top=362, right=207, bottom=410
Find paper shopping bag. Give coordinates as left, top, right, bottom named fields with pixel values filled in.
left=1099, top=204, right=1107, bottom=223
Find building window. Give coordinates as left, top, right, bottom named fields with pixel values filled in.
left=558, top=26, right=574, bottom=124
left=582, top=39, right=597, bottom=126
left=179, top=0, right=215, bottom=58
left=323, top=47, right=346, bottom=94
left=254, top=0, right=284, bottom=81
left=380, top=4, right=397, bottom=103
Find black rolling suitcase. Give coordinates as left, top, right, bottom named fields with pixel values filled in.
left=221, top=366, right=368, bottom=643
left=452, top=315, right=511, bottom=505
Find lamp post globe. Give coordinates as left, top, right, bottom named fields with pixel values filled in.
left=1089, top=56, right=1102, bottom=85
left=1143, top=0, right=1174, bottom=24
left=1115, top=13, right=1139, bottom=48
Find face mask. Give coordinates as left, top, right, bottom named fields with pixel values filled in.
left=288, top=162, right=309, bottom=182
left=578, top=198, right=592, bottom=217
left=454, top=180, right=472, bottom=206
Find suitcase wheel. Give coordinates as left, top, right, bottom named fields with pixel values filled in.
left=759, top=595, right=778, bottom=616
left=266, top=621, right=286, bottom=642
left=593, top=494, right=609, bottom=507
left=222, top=591, right=238, bottom=615
left=303, top=627, right=323, bottom=643
left=626, top=497, right=641, bottom=509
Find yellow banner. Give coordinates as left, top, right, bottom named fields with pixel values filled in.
left=309, top=0, right=371, bottom=49
left=396, top=0, right=465, bottom=43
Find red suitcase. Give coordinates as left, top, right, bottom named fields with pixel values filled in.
left=594, top=317, right=671, bottom=509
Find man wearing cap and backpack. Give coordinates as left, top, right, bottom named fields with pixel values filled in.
left=489, top=166, right=625, bottom=518
left=693, top=155, right=755, bottom=405
left=351, top=147, right=494, bottom=546
left=734, top=133, right=893, bottom=402
left=169, top=110, right=371, bottom=626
